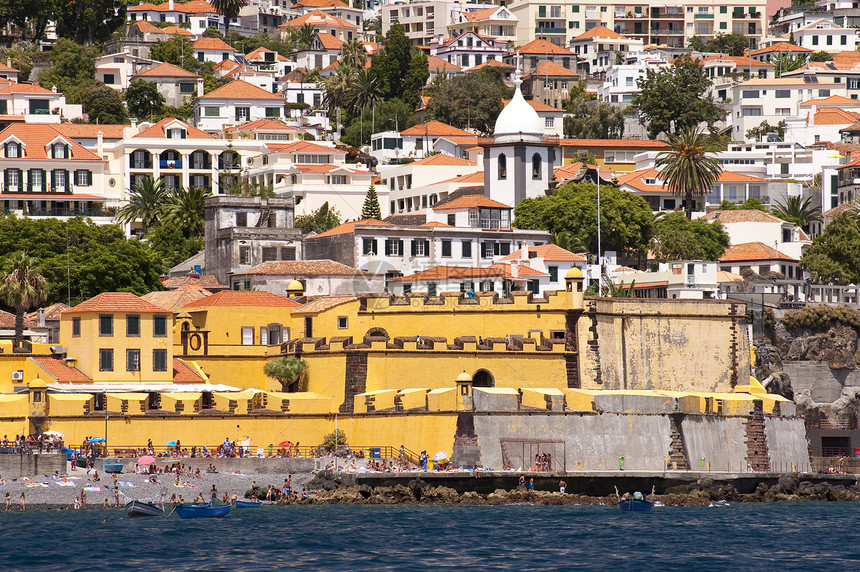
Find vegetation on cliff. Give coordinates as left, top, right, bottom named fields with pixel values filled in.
left=781, top=304, right=860, bottom=332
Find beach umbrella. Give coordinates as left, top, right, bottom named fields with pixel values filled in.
left=138, top=455, right=156, bottom=465
left=432, top=451, right=449, bottom=461
left=277, top=441, right=294, bottom=447
left=87, top=437, right=106, bottom=443
left=43, top=431, right=64, bottom=437
left=165, top=441, right=177, bottom=447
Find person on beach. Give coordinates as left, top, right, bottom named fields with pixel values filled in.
left=80, top=489, right=87, bottom=508
left=559, top=480, right=567, bottom=493
left=517, top=475, right=525, bottom=489
left=19, top=492, right=24, bottom=510
left=4, top=492, right=9, bottom=510
left=529, top=478, right=535, bottom=490
left=74, top=497, right=80, bottom=510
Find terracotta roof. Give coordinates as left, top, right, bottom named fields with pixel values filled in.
left=433, top=171, right=484, bottom=186
left=181, top=290, right=301, bottom=308
left=141, top=289, right=210, bottom=309
left=470, top=60, right=513, bottom=71
left=161, top=26, right=194, bottom=36
left=192, top=37, right=235, bottom=52
left=294, top=0, right=348, bottom=7
left=524, top=60, right=580, bottom=78
left=0, top=83, right=55, bottom=95
left=427, top=55, right=462, bottom=71
left=280, top=10, right=357, bottom=29
left=133, top=118, right=213, bottom=139
left=136, top=62, right=200, bottom=78
left=409, top=154, right=477, bottom=167
left=0, top=309, right=30, bottom=329
left=750, top=42, right=813, bottom=55
left=160, top=275, right=225, bottom=289
left=197, top=79, right=284, bottom=100
left=388, top=265, right=507, bottom=282
left=401, top=121, right=473, bottom=137
left=130, top=1, right=216, bottom=13
left=516, top=39, right=574, bottom=55
left=310, top=219, right=393, bottom=238
left=173, top=358, right=206, bottom=382
left=421, top=221, right=451, bottom=227
left=316, top=32, right=344, bottom=50
left=264, top=140, right=344, bottom=154
left=130, top=20, right=163, bottom=33
left=26, top=303, right=70, bottom=323
left=291, top=295, right=359, bottom=314
left=0, top=61, right=16, bottom=73
left=0, top=124, right=100, bottom=161
left=702, top=209, right=787, bottom=224
left=557, top=138, right=668, bottom=148
left=462, top=7, right=505, bottom=21
left=554, top=162, right=613, bottom=181
left=322, top=58, right=371, bottom=71
left=573, top=25, right=628, bottom=41
left=800, top=94, right=858, bottom=106
left=233, top=260, right=369, bottom=276
left=716, top=171, right=767, bottom=183
left=717, top=270, right=745, bottom=283
left=615, top=168, right=666, bottom=194
left=226, top=119, right=304, bottom=133
left=720, top=242, right=796, bottom=262
left=698, top=55, right=774, bottom=68
left=244, top=47, right=290, bottom=63
left=31, top=357, right=91, bottom=382
left=502, top=98, right=564, bottom=113
left=822, top=202, right=855, bottom=217
left=52, top=124, right=129, bottom=139
left=432, top=195, right=511, bottom=210
left=64, top=292, right=168, bottom=314
left=498, top=244, right=586, bottom=262
left=814, top=108, right=860, bottom=125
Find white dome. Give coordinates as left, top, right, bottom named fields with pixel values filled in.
left=494, top=73, right=543, bottom=144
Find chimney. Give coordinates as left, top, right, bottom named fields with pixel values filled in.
left=520, top=240, right=528, bottom=262
left=131, top=118, right=137, bottom=129
left=169, top=0, right=174, bottom=9
left=510, top=260, right=519, bottom=278
left=37, top=308, right=45, bottom=327
left=97, top=130, right=104, bottom=157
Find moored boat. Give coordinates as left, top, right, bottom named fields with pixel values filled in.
left=175, top=503, right=231, bottom=519
left=126, top=500, right=165, bottom=517
left=234, top=499, right=262, bottom=508
left=618, top=497, right=653, bottom=511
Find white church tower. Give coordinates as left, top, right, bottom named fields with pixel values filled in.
left=482, top=62, right=555, bottom=207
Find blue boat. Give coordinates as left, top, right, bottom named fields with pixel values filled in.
left=103, top=461, right=124, bottom=474
left=175, top=503, right=231, bottom=519
left=125, top=500, right=165, bottom=517
left=618, top=497, right=652, bottom=511
left=234, top=500, right=262, bottom=508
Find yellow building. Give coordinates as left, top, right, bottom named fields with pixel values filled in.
left=558, top=138, right=668, bottom=172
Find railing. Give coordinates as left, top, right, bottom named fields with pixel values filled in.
left=535, top=26, right=566, bottom=34
left=22, top=208, right=108, bottom=217
left=812, top=456, right=858, bottom=474
left=159, top=159, right=183, bottom=169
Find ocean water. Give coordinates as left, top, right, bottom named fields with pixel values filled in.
left=1, top=502, right=858, bottom=571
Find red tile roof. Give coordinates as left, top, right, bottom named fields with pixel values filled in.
left=462, top=7, right=504, bottom=21
left=801, top=94, right=858, bottom=106
left=181, top=290, right=302, bottom=308
left=573, top=25, right=628, bottom=41
left=31, top=357, right=92, bottom=382
left=0, top=124, right=100, bottom=161
left=291, top=295, right=359, bottom=314
left=720, top=242, right=796, bottom=262
left=427, top=55, right=462, bottom=71
left=388, top=265, right=508, bottom=282
left=409, top=154, right=477, bottom=167
left=192, top=37, right=235, bottom=51
left=499, top=244, right=586, bottom=262
left=401, top=121, right=473, bottom=137
left=822, top=202, right=854, bottom=217
left=432, top=195, right=511, bottom=210
left=0, top=83, right=53, bottom=95
left=245, top=47, right=290, bottom=63
left=523, top=60, right=580, bottom=78
left=702, top=209, right=786, bottom=223
left=433, top=171, right=484, bottom=186
left=502, top=98, right=564, bottom=112
left=310, top=218, right=393, bottom=238
left=64, top=292, right=169, bottom=314
left=173, top=358, right=206, bottom=382
left=226, top=119, right=305, bottom=133
left=197, top=79, right=284, bottom=100
left=160, top=275, right=226, bottom=289
left=813, top=108, right=860, bottom=125
left=234, top=260, right=369, bottom=276
left=264, top=140, right=345, bottom=154
left=136, top=62, right=200, bottom=78
left=316, top=32, right=345, bottom=50
left=141, top=289, right=210, bottom=310
left=133, top=118, right=213, bottom=139
left=471, top=60, right=513, bottom=71
left=280, top=9, right=357, bottom=29
left=294, top=0, right=349, bottom=7
left=130, top=0, right=216, bottom=13
left=516, top=39, right=575, bottom=55
left=750, top=42, right=813, bottom=55
left=52, top=124, right=129, bottom=140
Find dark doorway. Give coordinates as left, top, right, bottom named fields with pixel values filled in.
left=472, top=369, right=495, bottom=387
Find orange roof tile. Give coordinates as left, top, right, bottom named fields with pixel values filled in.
left=310, top=219, right=393, bottom=238
left=409, top=154, right=477, bottom=167
left=52, top=124, right=129, bottom=139
left=427, top=55, right=462, bottom=71
left=161, top=26, right=194, bottom=36
left=31, top=357, right=92, bottom=382
left=433, top=171, right=484, bottom=186
left=0, top=124, right=100, bottom=161
left=265, top=140, right=344, bottom=153
left=181, top=290, right=301, bottom=308
left=471, top=59, right=514, bottom=71
left=720, top=242, right=796, bottom=262
left=751, top=42, right=813, bottom=55
left=573, top=25, right=628, bottom=41
left=557, top=138, right=668, bottom=148
left=197, top=79, right=284, bottom=100
left=388, top=265, right=507, bottom=282
left=401, top=121, right=473, bottom=137
left=173, top=358, right=206, bottom=382
left=801, top=94, right=858, bottom=106
left=130, top=20, right=163, bottom=33
left=26, top=303, right=69, bottom=323
left=702, top=209, right=788, bottom=223
left=498, top=244, right=586, bottom=262
left=280, top=9, right=357, bottom=29
left=226, top=119, right=305, bottom=133
left=489, top=263, right=549, bottom=277
left=524, top=60, right=580, bottom=78
left=0, top=83, right=55, bottom=95
left=133, top=118, right=213, bottom=139
left=421, top=221, right=451, bottom=227
left=160, top=275, right=225, bottom=289
left=192, top=37, right=235, bottom=51
left=64, top=292, right=168, bottom=314
left=131, top=1, right=217, bottom=13
left=294, top=0, right=349, bottom=7
left=716, top=171, right=767, bottom=183
left=316, top=32, right=344, bottom=50
left=291, top=295, right=359, bottom=314
left=432, top=195, right=511, bottom=210
left=814, top=108, right=860, bottom=125
left=141, top=289, right=210, bottom=309
left=462, top=7, right=504, bottom=21
left=136, top=62, right=200, bottom=78
left=245, top=46, right=290, bottom=63
left=822, top=202, right=854, bottom=217
left=233, top=260, right=369, bottom=276
left=502, top=98, right=564, bottom=112
left=516, top=39, right=575, bottom=55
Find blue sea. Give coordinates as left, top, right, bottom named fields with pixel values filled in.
left=1, top=502, right=858, bottom=570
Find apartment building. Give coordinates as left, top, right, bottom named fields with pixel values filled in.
left=381, top=1, right=498, bottom=46
left=447, top=6, right=519, bottom=44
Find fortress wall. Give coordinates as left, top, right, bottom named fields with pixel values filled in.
left=680, top=416, right=748, bottom=472
left=765, top=417, right=812, bottom=472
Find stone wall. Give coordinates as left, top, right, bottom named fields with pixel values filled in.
left=765, top=417, right=811, bottom=472
left=0, top=453, right=65, bottom=479
left=783, top=360, right=860, bottom=403
left=678, top=416, right=747, bottom=472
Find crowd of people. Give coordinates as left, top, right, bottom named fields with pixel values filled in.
left=1, top=434, right=64, bottom=454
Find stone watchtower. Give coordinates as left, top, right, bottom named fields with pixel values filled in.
left=565, top=266, right=585, bottom=309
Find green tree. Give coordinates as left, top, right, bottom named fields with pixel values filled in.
left=210, top=0, right=248, bottom=36
left=632, top=55, right=724, bottom=139
left=705, top=32, right=750, bottom=56
left=37, top=39, right=99, bottom=100
left=293, top=23, right=316, bottom=50
left=150, top=38, right=201, bottom=73
left=54, top=0, right=125, bottom=45
left=295, top=202, right=341, bottom=234
left=653, top=212, right=729, bottom=260
left=801, top=211, right=860, bottom=284
left=771, top=53, right=807, bottom=78
left=364, top=15, right=382, bottom=39
left=809, top=50, right=832, bottom=62
left=163, top=186, right=212, bottom=238
left=341, top=98, right=416, bottom=147
left=264, top=357, right=309, bottom=392
left=144, top=223, right=204, bottom=270
left=771, top=195, right=822, bottom=231
left=125, top=79, right=165, bottom=120
left=78, top=84, right=128, bottom=124
left=564, top=86, right=625, bottom=139
left=0, top=0, right=56, bottom=41
left=361, top=185, right=382, bottom=220
left=425, top=69, right=509, bottom=136
left=0, top=251, right=48, bottom=351
left=348, top=68, right=383, bottom=115
left=322, top=429, right=347, bottom=451
left=718, top=197, right=769, bottom=211
left=340, top=38, right=367, bottom=70
left=746, top=120, right=785, bottom=142
left=655, top=126, right=724, bottom=219
left=371, top=23, right=428, bottom=107
left=513, top=181, right=654, bottom=256
left=115, top=176, right=168, bottom=232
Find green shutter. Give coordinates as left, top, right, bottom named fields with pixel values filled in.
left=180, top=130, right=187, bottom=139
left=424, top=240, right=429, bottom=254
left=411, top=240, right=417, bottom=256
left=3, top=169, right=8, bottom=190
left=398, top=240, right=403, bottom=255
left=27, top=169, right=32, bottom=192
left=65, top=170, right=70, bottom=192
left=86, top=171, right=92, bottom=186
left=50, top=170, right=56, bottom=191
left=39, top=169, right=45, bottom=191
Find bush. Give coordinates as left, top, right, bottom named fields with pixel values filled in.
left=322, top=429, right=347, bottom=451
left=781, top=304, right=860, bottom=331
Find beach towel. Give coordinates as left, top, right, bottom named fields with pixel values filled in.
left=84, top=486, right=101, bottom=492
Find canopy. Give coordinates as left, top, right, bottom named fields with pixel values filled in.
left=87, top=437, right=106, bottom=443
left=138, top=455, right=155, bottom=465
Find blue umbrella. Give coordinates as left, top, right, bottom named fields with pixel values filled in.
left=87, top=437, right=106, bottom=443
left=165, top=441, right=177, bottom=447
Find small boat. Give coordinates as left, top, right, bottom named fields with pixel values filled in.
left=103, top=460, right=124, bottom=474
left=175, top=503, right=231, bottom=519
left=618, top=497, right=653, bottom=511
left=234, top=499, right=262, bottom=508
left=125, top=500, right=165, bottom=517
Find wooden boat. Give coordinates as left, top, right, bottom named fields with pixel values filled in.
left=618, top=497, right=653, bottom=511
left=125, top=500, right=165, bottom=517
left=234, top=499, right=262, bottom=508
left=175, top=503, right=231, bottom=519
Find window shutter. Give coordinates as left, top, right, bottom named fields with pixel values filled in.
left=50, top=145, right=54, bottom=159
left=50, top=170, right=55, bottom=191
left=398, top=240, right=403, bottom=255
left=424, top=240, right=429, bottom=254
left=65, top=170, right=70, bottom=192
left=384, top=240, right=391, bottom=256
left=86, top=171, right=92, bottom=186
left=181, top=130, right=187, bottom=139
left=39, top=169, right=45, bottom=191
left=2, top=143, right=6, bottom=157
left=27, top=169, right=32, bottom=192
left=3, top=169, right=8, bottom=190
left=411, top=240, right=417, bottom=256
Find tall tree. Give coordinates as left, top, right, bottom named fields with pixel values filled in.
left=771, top=53, right=807, bottom=77
left=210, top=0, right=248, bottom=36
left=37, top=39, right=99, bottom=100
left=0, top=251, right=48, bottom=351
left=361, top=185, right=382, bottom=220
left=564, top=94, right=625, bottom=139
left=348, top=68, right=383, bottom=115
left=653, top=212, right=730, bottom=260
left=125, top=79, right=166, bottom=120
left=341, top=38, right=367, bottom=70
left=295, top=202, right=341, bottom=234
left=54, top=0, right=126, bottom=45
left=631, top=55, right=724, bottom=139
left=150, top=38, right=202, bottom=73
left=801, top=211, right=860, bottom=284
left=771, top=195, right=822, bottom=231
left=371, top=23, right=428, bottom=107
left=264, top=357, right=309, bottom=392
left=425, top=69, right=509, bottom=135
left=655, top=126, right=724, bottom=219
left=116, top=176, right=168, bottom=232
left=293, top=23, right=316, bottom=50
left=163, top=186, right=212, bottom=238
left=80, top=84, right=129, bottom=124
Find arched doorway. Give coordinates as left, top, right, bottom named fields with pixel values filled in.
left=472, top=369, right=495, bottom=387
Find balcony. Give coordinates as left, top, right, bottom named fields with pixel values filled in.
left=694, top=13, right=714, bottom=19
left=159, top=159, right=183, bottom=169
left=650, top=28, right=684, bottom=35
left=535, top=26, right=566, bottom=34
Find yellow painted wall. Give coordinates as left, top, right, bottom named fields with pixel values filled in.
left=179, top=306, right=297, bottom=347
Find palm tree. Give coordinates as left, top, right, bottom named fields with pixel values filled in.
left=772, top=195, right=822, bottom=231
left=293, top=23, right=316, bottom=50
left=210, top=0, right=248, bottom=36
left=364, top=15, right=382, bottom=39
left=340, top=38, right=367, bottom=70
left=655, top=126, right=724, bottom=220
left=116, top=176, right=168, bottom=232
left=264, top=357, right=309, bottom=392
left=0, top=252, right=48, bottom=352
left=322, top=66, right=356, bottom=115
left=347, top=68, right=383, bottom=116
left=163, top=186, right=212, bottom=238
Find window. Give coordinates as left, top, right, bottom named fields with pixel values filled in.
left=447, top=214, right=455, bottom=226
left=53, top=170, right=67, bottom=192
left=51, top=143, right=67, bottom=158
left=281, top=247, right=296, bottom=261
left=459, top=240, right=472, bottom=259
left=337, top=316, right=348, bottom=329
left=812, top=36, right=818, bottom=46
left=742, top=90, right=760, bottom=98
left=262, top=246, right=278, bottom=261
left=498, top=153, right=507, bottom=179
left=412, top=239, right=428, bottom=257
left=545, top=117, right=554, bottom=128
left=126, top=349, right=141, bottom=372
left=235, top=107, right=250, bottom=122
left=205, top=107, right=220, bottom=117
left=179, top=82, right=195, bottom=93
left=5, top=142, right=18, bottom=158
left=385, top=239, right=403, bottom=256
left=5, top=169, right=19, bottom=192
left=775, top=89, right=791, bottom=98
left=30, top=100, right=49, bottom=115
left=330, top=175, right=347, bottom=185
left=99, top=349, right=114, bottom=371
left=99, top=315, right=113, bottom=336
left=441, top=240, right=452, bottom=257
left=103, top=73, right=115, bottom=85
left=265, top=107, right=280, bottom=117
left=239, top=246, right=250, bottom=264
left=549, top=266, right=558, bottom=282
left=742, top=108, right=762, bottom=116
left=362, top=238, right=378, bottom=255
left=241, top=326, right=254, bottom=345
left=532, top=153, right=542, bottom=179
left=153, top=349, right=167, bottom=372
left=127, top=315, right=140, bottom=336
left=75, top=170, right=92, bottom=186
left=153, top=315, right=167, bottom=337
left=72, top=317, right=81, bottom=337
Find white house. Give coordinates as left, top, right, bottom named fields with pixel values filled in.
left=429, top=31, right=507, bottom=71
left=370, top=121, right=476, bottom=164
left=790, top=18, right=860, bottom=52
left=278, top=9, right=358, bottom=43
left=0, top=82, right=82, bottom=122
left=95, top=52, right=158, bottom=91
left=598, top=57, right=669, bottom=104
left=447, top=6, right=518, bottom=44
left=380, top=153, right=483, bottom=215
left=701, top=208, right=810, bottom=261
left=193, top=80, right=286, bottom=132
left=569, top=25, right=644, bottom=76
left=293, top=32, right=343, bottom=71
left=192, top=37, right=236, bottom=64
left=127, top=0, right=224, bottom=36
left=132, top=62, right=204, bottom=107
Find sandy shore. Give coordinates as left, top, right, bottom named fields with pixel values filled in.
left=0, top=462, right=313, bottom=511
